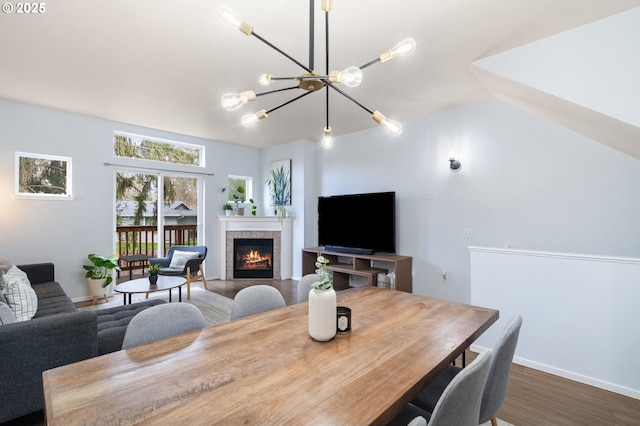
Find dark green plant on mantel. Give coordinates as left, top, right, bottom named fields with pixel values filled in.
left=222, top=185, right=256, bottom=216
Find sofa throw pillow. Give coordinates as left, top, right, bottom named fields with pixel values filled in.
left=0, top=302, right=16, bottom=325
left=3, top=268, right=38, bottom=321
left=1, top=265, right=31, bottom=288
left=0, top=256, right=13, bottom=288
left=169, top=251, right=199, bottom=269
left=0, top=257, right=12, bottom=274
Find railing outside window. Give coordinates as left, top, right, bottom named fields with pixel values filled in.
left=116, top=224, right=198, bottom=271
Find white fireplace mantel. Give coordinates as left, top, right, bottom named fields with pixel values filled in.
left=217, top=216, right=292, bottom=280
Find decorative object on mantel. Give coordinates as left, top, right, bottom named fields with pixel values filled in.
left=83, top=253, right=121, bottom=305
left=308, top=256, right=336, bottom=341
left=219, top=0, right=416, bottom=147
left=148, top=263, right=160, bottom=286
left=222, top=184, right=249, bottom=216
left=234, top=185, right=246, bottom=215
left=266, top=159, right=291, bottom=221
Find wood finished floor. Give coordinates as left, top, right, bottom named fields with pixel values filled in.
left=9, top=278, right=639, bottom=426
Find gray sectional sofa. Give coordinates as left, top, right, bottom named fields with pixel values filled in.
left=0, top=262, right=166, bottom=423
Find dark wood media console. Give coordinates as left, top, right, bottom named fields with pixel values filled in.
left=302, top=247, right=412, bottom=293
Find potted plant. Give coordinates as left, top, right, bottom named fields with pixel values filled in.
left=308, top=256, right=336, bottom=341
left=223, top=203, right=233, bottom=216
left=266, top=164, right=290, bottom=220
left=83, top=253, right=121, bottom=304
left=223, top=184, right=254, bottom=216
left=233, top=185, right=246, bottom=215
left=148, top=263, right=161, bottom=286
left=222, top=184, right=247, bottom=215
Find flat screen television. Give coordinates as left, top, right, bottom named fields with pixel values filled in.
left=318, top=191, right=396, bottom=254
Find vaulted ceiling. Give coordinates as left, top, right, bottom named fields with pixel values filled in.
left=1, top=0, right=638, bottom=156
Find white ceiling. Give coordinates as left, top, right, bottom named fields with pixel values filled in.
left=1, top=0, right=639, bottom=149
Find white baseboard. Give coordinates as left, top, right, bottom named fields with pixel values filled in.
left=470, top=344, right=640, bottom=400
left=72, top=295, right=96, bottom=303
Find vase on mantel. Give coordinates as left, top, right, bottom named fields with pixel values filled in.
left=308, top=287, right=337, bottom=341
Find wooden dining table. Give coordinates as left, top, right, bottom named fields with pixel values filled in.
left=42, top=286, right=498, bottom=425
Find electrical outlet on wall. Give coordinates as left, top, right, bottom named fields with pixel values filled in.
left=462, top=228, right=473, bottom=238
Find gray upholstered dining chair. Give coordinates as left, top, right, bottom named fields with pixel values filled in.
left=388, top=350, right=492, bottom=426
left=296, top=273, right=320, bottom=303
left=122, top=303, right=206, bottom=349
left=149, top=245, right=208, bottom=300
left=230, top=285, right=286, bottom=320
left=411, top=315, right=523, bottom=426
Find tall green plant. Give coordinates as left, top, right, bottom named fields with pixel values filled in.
left=266, top=165, right=290, bottom=220
left=233, top=185, right=246, bottom=205
left=83, top=254, right=121, bottom=287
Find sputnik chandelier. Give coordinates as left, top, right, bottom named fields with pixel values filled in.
left=219, top=0, right=416, bottom=148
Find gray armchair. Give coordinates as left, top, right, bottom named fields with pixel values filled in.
left=230, top=285, right=285, bottom=320
left=149, top=245, right=208, bottom=300
left=296, top=273, right=320, bottom=303
left=388, top=350, right=493, bottom=426
left=411, top=315, right=523, bottom=426
left=122, top=303, right=206, bottom=349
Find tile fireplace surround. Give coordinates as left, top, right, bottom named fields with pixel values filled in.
left=217, top=216, right=293, bottom=280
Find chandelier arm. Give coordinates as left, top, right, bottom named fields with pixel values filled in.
left=265, top=90, right=316, bottom=115
left=252, top=31, right=313, bottom=74
left=326, top=82, right=374, bottom=115
left=359, top=58, right=380, bottom=70
left=256, top=86, right=300, bottom=97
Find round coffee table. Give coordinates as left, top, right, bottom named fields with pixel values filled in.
left=115, top=276, right=187, bottom=305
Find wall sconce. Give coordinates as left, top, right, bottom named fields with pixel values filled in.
left=449, top=151, right=461, bottom=172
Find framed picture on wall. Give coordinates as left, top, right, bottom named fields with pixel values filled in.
left=267, top=159, right=291, bottom=207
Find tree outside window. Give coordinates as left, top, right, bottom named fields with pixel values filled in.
left=113, top=132, right=204, bottom=167
left=15, top=152, right=72, bottom=198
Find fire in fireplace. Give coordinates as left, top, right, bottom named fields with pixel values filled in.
left=233, top=238, right=274, bottom=279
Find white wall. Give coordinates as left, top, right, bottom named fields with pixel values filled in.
left=470, top=246, right=640, bottom=399
left=475, top=7, right=640, bottom=129
left=317, top=100, right=640, bottom=302
left=0, top=99, right=261, bottom=299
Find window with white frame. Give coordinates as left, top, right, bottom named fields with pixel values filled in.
left=113, top=132, right=205, bottom=167
left=15, top=152, right=72, bottom=199
left=226, top=175, right=253, bottom=204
